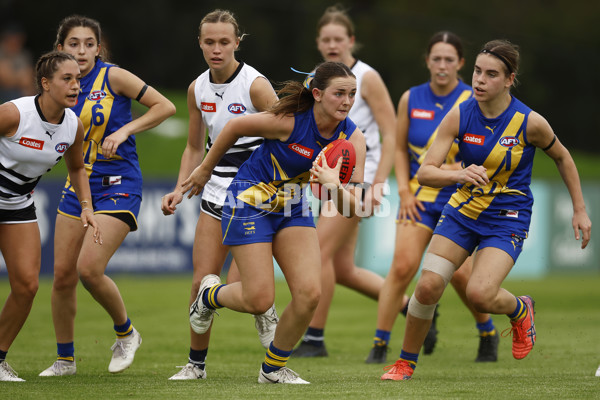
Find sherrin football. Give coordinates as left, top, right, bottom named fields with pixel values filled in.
left=310, top=139, right=356, bottom=200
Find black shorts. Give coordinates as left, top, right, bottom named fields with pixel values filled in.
left=0, top=203, right=37, bottom=224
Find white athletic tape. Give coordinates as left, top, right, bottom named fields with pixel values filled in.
left=407, top=293, right=437, bottom=320
left=421, top=253, right=456, bottom=286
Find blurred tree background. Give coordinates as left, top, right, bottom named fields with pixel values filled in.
left=2, top=0, right=599, bottom=155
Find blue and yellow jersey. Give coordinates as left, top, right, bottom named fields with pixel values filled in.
left=407, top=81, right=472, bottom=204
left=231, top=108, right=357, bottom=213
left=67, top=60, right=142, bottom=195
left=449, top=96, right=535, bottom=226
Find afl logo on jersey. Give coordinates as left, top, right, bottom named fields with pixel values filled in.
left=499, top=137, right=520, bottom=148
left=88, top=90, right=107, bottom=101
left=55, top=142, right=69, bottom=153
left=228, top=103, right=246, bottom=114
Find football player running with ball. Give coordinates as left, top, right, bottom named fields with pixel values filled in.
left=184, top=61, right=366, bottom=384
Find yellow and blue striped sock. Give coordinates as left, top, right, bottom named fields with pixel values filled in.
left=374, top=329, right=391, bottom=347
left=202, top=284, right=225, bottom=310
left=399, top=349, right=419, bottom=370
left=508, top=297, right=527, bottom=321
left=476, top=318, right=497, bottom=337
left=114, top=317, right=133, bottom=338
left=57, top=342, right=75, bottom=362
left=262, top=343, right=292, bottom=373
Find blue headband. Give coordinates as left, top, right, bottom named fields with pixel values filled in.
left=290, top=67, right=315, bottom=89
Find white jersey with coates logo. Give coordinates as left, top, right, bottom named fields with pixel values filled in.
left=350, top=60, right=382, bottom=185
left=194, top=62, right=266, bottom=206
left=0, top=96, right=77, bottom=210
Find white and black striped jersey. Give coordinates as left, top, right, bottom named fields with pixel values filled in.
left=0, top=96, right=78, bottom=210
left=194, top=62, right=266, bottom=205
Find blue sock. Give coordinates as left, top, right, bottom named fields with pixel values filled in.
left=374, top=329, right=391, bottom=347
left=476, top=318, right=497, bottom=336
left=202, top=284, right=225, bottom=309
left=0, top=350, right=6, bottom=362
left=114, top=317, right=133, bottom=338
left=189, top=348, right=208, bottom=370
left=262, top=343, right=292, bottom=373
left=57, top=342, right=75, bottom=362
left=399, top=349, right=419, bottom=370
left=303, top=327, right=324, bottom=346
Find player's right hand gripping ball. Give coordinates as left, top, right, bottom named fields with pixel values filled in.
left=310, top=139, right=356, bottom=201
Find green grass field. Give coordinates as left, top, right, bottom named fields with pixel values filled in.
left=2, top=274, right=599, bottom=398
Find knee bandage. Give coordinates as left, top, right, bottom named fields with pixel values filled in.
left=421, top=253, right=457, bottom=286
left=407, top=293, right=437, bottom=319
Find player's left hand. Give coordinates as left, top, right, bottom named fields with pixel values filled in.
left=80, top=209, right=103, bottom=245
left=101, top=130, right=129, bottom=159
left=572, top=209, right=592, bottom=249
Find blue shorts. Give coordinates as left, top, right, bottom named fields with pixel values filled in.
left=222, top=203, right=315, bottom=245
left=57, top=187, right=141, bottom=231
left=397, top=200, right=444, bottom=232
left=434, top=205, right=529, bottom=262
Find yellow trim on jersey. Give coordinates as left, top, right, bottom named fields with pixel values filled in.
left=80, top=68, right=113, bottom=171
left=417, top=89, right=472, bottom=165
left=270, top=153, right=289, bottom=181
left=236, top=153, right=310, bottom=212
left=409, top=176, right=442, bottom=203
left=407, top=90, right=471, bottom=202
left=449, top=111, right=528, bottom=220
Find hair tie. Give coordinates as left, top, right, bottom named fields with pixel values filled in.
left=290, top=67, right=315, bottom=89
left=480, top=49, right=513, bottom=74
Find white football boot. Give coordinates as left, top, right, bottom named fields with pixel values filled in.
left=253, top=304, right=279, bottom=349
left=168, top=362, right=207, bottom=380
left=39, top=360, right=76, bottom=376
left=258, top=366, right=309, bottom=384
left=0, top=361, right=25, bottom=382
left=189, top=274, right=221, bottom=334
left=108, top=327, right=142, bottom=373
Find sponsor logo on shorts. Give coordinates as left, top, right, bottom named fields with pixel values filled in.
left=55, top=142, right=69, bottom=153
left=499, top=136, right=520, bottom=148
left=19, top=137, right=44, bottom=150
left=228, top=103, right=246, bottom=114
left=88, top=90, right=107, bottom=101
left=463, top=133, right=485, bottom=145
left=201, top=102, right=216, bottom=112
left=411, top=109, right=434, bottom=120
left=288, top=143, right=314, bottom=159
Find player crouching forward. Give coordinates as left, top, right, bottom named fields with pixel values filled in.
left=382, top=39, right=590, bottom=381
left=186, top=61, right=366, bottom=384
